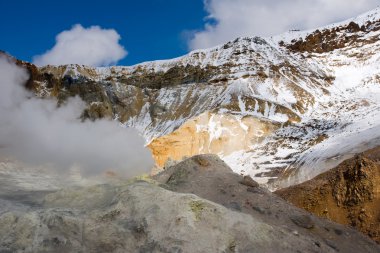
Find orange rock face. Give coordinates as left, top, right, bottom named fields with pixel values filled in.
left=276, top=146, right=380, bottom=243
left=148, top=112, right=279, bottom=168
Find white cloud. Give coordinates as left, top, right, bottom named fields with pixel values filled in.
left=0, top=55, right=153, bottom=177
left=189, top=0, right=379, bottom=50
left=33, top=24, right=127, bottom=67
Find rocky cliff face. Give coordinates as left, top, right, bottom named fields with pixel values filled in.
left=8, top=7, right=380, bottom=187
left=1, top=155, right=379, bottom=253
left=276, top=146, right=380, bottom=243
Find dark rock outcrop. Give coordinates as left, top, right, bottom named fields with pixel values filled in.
left=285, top=19, right=380, bottom=54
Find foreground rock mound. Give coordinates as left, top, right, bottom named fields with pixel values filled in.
left=276, top=146, right=380, bottom=243
left=1, top=182, right=313, bottom=253
left=0, top=155, right=379, bottom=252
left=153, top=155, right=379, bottom=252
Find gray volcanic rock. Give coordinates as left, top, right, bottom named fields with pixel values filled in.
left=0, top=156, right=378, bottom=252
left=154, top=155, right=380, bottom=252
left=0, top=181, right=350, bottom=253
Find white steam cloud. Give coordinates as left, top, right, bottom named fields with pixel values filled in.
left=189, top=0, right=379, bottom=49
left=33, top=24, right=127, bottom=67
left=0, top=56, right=153, bottom=177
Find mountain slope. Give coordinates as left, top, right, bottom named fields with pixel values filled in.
left=276, top=146, right=380, bottom=243
left=10, top=7, right=380, bottom=188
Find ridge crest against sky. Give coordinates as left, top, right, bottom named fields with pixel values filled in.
left=0, top=0, right=378, bottom=66
left=189, top=0, right=380, bottom=50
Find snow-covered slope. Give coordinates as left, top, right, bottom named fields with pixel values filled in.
left=34, top=35, right=329, bottom=139
left=18, top=7, right=380, bottom=189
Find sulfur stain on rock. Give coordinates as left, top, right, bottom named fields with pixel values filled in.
left=190, top=200, right=205, bottom=221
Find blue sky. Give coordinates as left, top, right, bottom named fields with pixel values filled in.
left=1, top=0, right=378, bottom=67
left=0, top=0, right=206, bottom=66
